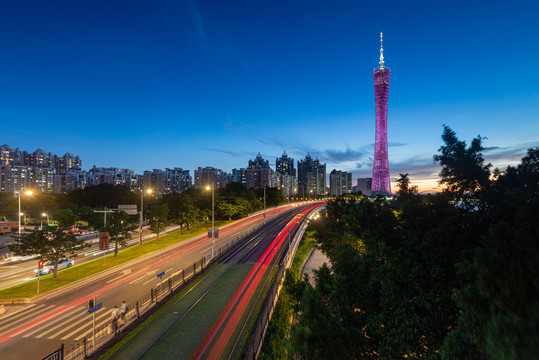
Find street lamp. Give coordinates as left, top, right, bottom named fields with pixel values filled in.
left=205, top=185, right=215, bottom=259
left=19, top=213, right=26, bottom=232
left=18, top=190, right=32, bottom=237
left=139, top=189, right=152, bottom=245
left=41, top=213, right=49, bottom=230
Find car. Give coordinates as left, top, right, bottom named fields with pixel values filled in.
left=34, top=258, right=74, bottom=276
left=5, top=254, right=38, bottom=263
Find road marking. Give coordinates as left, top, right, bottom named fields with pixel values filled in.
left=73, top=313, right=111, bottom=340
left=47, top=307, right=106, bottom=339
left=25, top=307, right=83, bottom=338
left=0, top=304, right=38, bottom=324
left=165, top=267, right=173, bottom=273
left=105, top=269, right=132, bottom=284
left=0, top=305, right=54, bottom=337
left=142, top=277, right=156, bottom=286
left=62, top=310, right=111, bottom=340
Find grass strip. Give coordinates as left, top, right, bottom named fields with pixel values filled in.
left=0, top=221, right=228, bottom=299
left=142, top=264, right=253, bottom=360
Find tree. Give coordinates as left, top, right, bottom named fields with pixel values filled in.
left=165, top=192, right=198, bottom=233
left=433, top=125, right=491, bottom=196
left=146, top=203, right=169, bottom=244
left=104, top=211, right=136, bottom=257
left=67, top=183, right=137, bottom=208
left=440, top=147, right=539, bottom=359
left=396, top=173, right=418, bottom=196
left=9, top=226, right=90, bottom=278
left=53, top=208, right=77, bottom=227
left=217, top=200, right=239, bottom=220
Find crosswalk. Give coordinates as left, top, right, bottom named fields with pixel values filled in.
left=0, top=303, right=113, bottom=341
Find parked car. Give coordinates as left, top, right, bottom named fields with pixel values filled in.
left=34, top=259, right=74, bottom=276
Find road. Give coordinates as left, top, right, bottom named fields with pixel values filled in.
left=0, top=204, right=305, bottom=360
left=100, top=203, right=321, bottom=360
left=0, top=224, right=182, bottom=291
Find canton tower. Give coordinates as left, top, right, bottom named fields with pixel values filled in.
left=372, top=32, right=391, bottom=195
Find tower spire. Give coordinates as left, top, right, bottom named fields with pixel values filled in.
left=379, top=31, right=385, bottom=69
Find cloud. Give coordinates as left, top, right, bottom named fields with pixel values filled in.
left=223, top=119, right=254, bottom=132
left=324, top=148, right=368, bottom=164
left=184, top=0, right=209, bottom=49
left=200, top=147, right=252, bottom=159
left=483, top=141, right=539, bottom=166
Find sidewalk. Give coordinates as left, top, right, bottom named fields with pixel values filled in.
left=301, top=248, right=330, bottom=287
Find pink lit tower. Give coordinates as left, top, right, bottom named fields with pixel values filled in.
left=372, top=32, right=391, bottom=195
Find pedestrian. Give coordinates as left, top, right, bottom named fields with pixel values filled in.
left=110, top=305, right=120, bottom=334
left=120, top=300, right=129, bottom=322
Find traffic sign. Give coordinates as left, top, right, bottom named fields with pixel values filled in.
left=87, top=302, right=103, bottom=314
left=99, top=232, right=110, bottom=250
left=157, top=271, right=165, bottom=279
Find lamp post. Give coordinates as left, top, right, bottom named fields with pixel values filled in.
left=139, top=189, right=152, bottom=245
left=18, top=190, right=32, bottom=238
left=19, top=213, right=26, bottom=232
left=205, top=185, right=215, bottom=259
left=41, top=213, right=49, bottom=229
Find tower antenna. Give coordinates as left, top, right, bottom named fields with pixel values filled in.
left=379, top=31, right=384, bottom=69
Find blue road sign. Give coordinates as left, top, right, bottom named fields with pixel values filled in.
left=157, top=271, right=165, bottom=279
left=87, top=303, right=103, bottom=314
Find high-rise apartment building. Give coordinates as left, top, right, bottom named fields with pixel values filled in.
left=194, top=167, right=230, bottom=189
left=276, top=151, right=295, bottom=176
left=246, top=153, right=275, bottom=188
left=357, top=177, right=373, bottom=196
left=164, top=168, right=191, bottom=193
left=276, top=151, right=297, bottom=197
left=297, top=153, right=326, bottom=198
left=0, top=144, right=83, bottom=194
left=232, top=168, right=248, bottom=187
left=329, top=170, right=352, bottom=196
left=372, top=32, right=391, bottom=195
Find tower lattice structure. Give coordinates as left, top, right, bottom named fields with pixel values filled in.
left=372, top=32, right=391, bottom=195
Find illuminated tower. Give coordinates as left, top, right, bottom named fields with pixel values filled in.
left=372, top=32, right=391, bottom=195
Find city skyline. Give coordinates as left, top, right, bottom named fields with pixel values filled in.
left=1, top=1, right=538, bottom=193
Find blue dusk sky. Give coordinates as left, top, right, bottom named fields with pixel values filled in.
left=1, top=0, right=538, bottom=192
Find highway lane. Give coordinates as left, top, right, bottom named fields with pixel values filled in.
left=0, top=204, right=303, bottom=360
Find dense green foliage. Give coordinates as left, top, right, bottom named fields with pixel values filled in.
left=259, top=232, right=317, bottom=360
left=146, top=203, right=170, bottom=244
left=1, top=182, right=286, bottom=232
left=286, top=128, right=538, bottom=359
